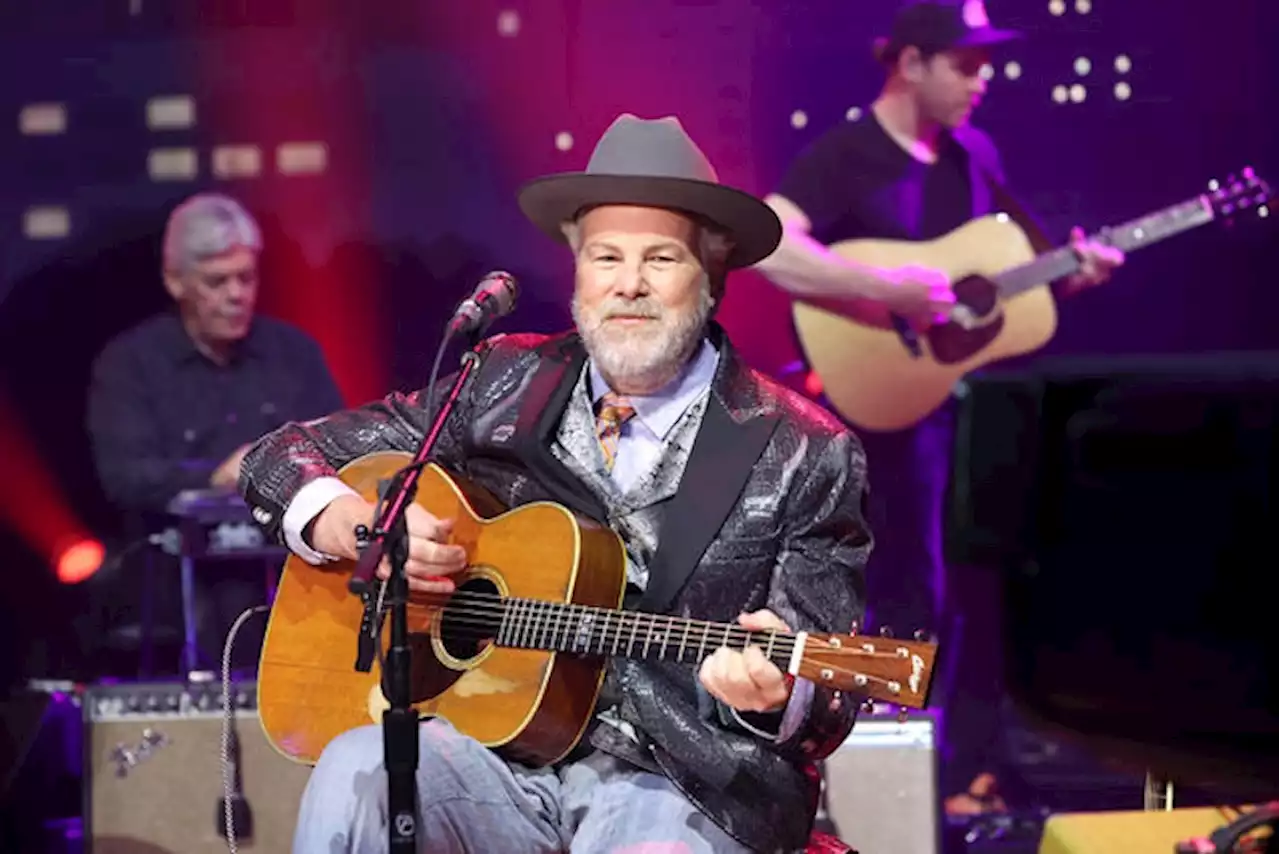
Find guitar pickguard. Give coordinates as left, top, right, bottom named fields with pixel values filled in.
left=926, top=274, right=1005, bottom=364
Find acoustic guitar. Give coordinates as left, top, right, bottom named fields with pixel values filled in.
left=791, top=168, right=1273, bottom=432
left=256, top=451, right=939, bottom=767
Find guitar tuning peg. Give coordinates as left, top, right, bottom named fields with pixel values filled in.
left=849, top=620, right=859, bottom=635
left=896, top=706, right=910, bottom=724
left=861, top=697, right=876, bottom=714
left=878, top=625, right=894, bottom=638
left=912, top=628, right=935, bottom=643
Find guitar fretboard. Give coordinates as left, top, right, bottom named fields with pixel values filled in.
left=993, top=195, right=1216, bottom=299
left=494, top=597, right=801, bottom=670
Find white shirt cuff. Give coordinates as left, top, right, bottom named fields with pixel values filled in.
left=281, top=476, right=359, bottom=565
left=730, top=677, right=815, bottom=742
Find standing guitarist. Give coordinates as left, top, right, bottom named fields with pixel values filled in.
left=239, top=114, right=871, bottom=853
left=754, top=0, right=1123, bottom=813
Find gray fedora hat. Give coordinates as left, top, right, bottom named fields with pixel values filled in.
left=517, top=114, right=782, bottom=269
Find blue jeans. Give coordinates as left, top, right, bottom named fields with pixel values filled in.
left=293, top=718, right=752, bottom=854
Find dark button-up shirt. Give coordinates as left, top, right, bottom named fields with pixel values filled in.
left=87, top=312, right=344, bottom=516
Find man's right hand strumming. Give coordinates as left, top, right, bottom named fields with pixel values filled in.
left=871, top=264, right=956, bottom=328
left=310, top=494, right=468, bottom=593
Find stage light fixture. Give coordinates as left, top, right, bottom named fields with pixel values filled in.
left=555, top=131, right=574, bottom=152
left=1052, top=85, right=1069, bottom=104
left=1048, top=0, right=1065, bottom=16
left=1074, top=57, right=1091, bottom=76
left=790, top=110, right=808, bottom=130
left=1069, top=84, right=1087, bottom=103
left=1114, top=81, right=1132, bottom=101
left=1004, top=61, right=1022, bottom=80
left=497, top=10, right=521, bottom=37
left=1075, top=0, right=1091, bottom=13
left=1115, top=54, right=1132, bottom=73
left=845, top=106, right=863, bottom=121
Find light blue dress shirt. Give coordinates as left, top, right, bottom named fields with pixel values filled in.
left=586, top=337, right=814, bottom=742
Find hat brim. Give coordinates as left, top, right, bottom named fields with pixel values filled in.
left=953, top=26, right=1022, bottom=48
left=517, top=173, right=783, bottom=269
left=873, top=25, right=1022, bottom=59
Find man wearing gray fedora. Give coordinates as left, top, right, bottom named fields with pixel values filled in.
left=239, top=114, right=872, bottom=853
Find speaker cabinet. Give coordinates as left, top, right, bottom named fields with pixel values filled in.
left=822, top=709, right=939, bottom=854
left=84, top=680, right=312, bottom=853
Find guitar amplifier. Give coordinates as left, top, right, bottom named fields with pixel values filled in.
left=1037, top=805, right=1271, bottom=854
left=83, top=679, right=312, bottom=853
left=822, top=707, right=940, bottom=854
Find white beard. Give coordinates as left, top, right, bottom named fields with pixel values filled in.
left=573, top=285, right=713, bottom=392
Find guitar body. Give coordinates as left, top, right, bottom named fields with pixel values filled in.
left=257, top=451, right=629, bottom=767
left=792, top=214, right=1059, bottom=432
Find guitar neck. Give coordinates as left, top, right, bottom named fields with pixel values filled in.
left=496, top=596, right=804, bottom=671
left=995, top=195, right=1218, bottom=299
left=482, top=594, right=927, bottom=703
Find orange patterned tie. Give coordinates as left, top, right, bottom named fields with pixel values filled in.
left=595, top=392, right=636, bottom=473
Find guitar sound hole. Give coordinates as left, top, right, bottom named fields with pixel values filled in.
left=927, top=274, right=1004, bottom=364
left=438, top=576, right=502, bottom=661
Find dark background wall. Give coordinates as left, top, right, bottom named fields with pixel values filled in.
left=0, top=0, right=1275, bottom=682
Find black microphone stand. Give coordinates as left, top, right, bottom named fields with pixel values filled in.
left=345, top=328, right=491, bottom=852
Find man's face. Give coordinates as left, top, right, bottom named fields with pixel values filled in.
left=570, top=205, right=714, bottom=392
left=164, top=245, right=259, bottom=344
left=913, top=46, right=991, bottom=129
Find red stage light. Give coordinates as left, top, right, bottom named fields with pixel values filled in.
left=56, top=539, right=104, bottom=584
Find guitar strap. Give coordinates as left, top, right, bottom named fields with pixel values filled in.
left=953, top=130, right=1057, bottom=255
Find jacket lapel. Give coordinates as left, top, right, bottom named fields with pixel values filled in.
left=638, top=342, right=779, bottom=615
left=512, top=336, right=609, bottom=522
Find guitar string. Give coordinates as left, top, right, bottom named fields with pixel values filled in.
left=376, top=611, right=915, bottom=696
left=371, top=588, right=921, bottom=682
left=392, top=587, right=919, bottom=661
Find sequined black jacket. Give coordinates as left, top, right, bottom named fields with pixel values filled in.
left=239, top=325, right=872, bottom=854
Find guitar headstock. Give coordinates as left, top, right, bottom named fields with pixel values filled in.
left=794, top=625, right=939, bottom=710
left=1207, top=167, right=1274, bottom=221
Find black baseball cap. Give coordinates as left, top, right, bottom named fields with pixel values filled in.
left=873, top=0, right=1022, bottom=61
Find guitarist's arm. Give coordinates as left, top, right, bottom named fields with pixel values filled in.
left=717, top=430, right=872, bottom=760
left=238, top=359, right=477, bottom=563
left=755, top=194, right=954, bottom=328
left=754, top=195, right=896, bottom=327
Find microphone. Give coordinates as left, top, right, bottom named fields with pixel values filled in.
left=446, top=271, right=519, bottom=337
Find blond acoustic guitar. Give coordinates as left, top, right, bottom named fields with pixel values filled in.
left=791, top=169, right=1273, bottom=432
left=256, top=451, right=939, bottom=766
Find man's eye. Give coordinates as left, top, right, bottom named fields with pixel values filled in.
left=649, top=256, right=677, bottom=264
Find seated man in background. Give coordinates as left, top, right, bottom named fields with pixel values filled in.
left=85, top=192, right=344, bottom=674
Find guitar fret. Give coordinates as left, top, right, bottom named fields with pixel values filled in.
left=765, top=630, right=777, bottom=662
left=542, top=601, right=559, bottom=651
left=677, top=619, right=691, bottom=663
left=519, top=600, right=536, bottom=650
left=626, top=615, right=641, bottom=657
left=610, top=610, right=623, bottom=655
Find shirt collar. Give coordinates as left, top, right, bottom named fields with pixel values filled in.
left=588, top=337, right=719, bottom=440
left=168, top=312, right=263, bottom=365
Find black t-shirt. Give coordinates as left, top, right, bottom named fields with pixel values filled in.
left=776, top=112, right=1001, bottom=246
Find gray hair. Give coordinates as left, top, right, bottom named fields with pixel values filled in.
left=162, top=192, right=262, bottom=272
left=560, top=219, right=733, bottom=305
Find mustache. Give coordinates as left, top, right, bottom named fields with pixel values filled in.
left=597, top=298, right=663, bottom=320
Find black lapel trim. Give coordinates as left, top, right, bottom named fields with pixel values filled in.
left=638, top=393, right=778, bottom=614
left=512, top=336, right=608, bottom=522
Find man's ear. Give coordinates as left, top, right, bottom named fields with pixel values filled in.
left=898, top=46, right=929, bottom=84
left=162, top=268, right=185, bottom=302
